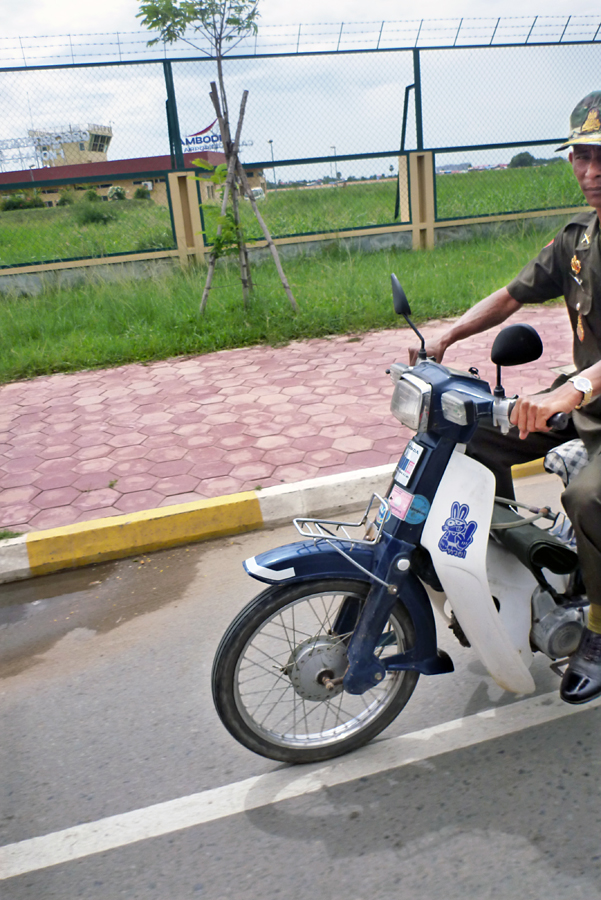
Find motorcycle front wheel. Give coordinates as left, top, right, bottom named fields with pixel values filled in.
left=211, top=578, right=419, bottom=764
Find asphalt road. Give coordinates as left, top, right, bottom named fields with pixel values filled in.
left=1, top=500, right=601, bottom=900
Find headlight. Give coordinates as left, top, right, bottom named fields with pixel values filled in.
left=390, top=374, right=431, bottom=431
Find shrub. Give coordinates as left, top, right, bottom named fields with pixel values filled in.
left=2, top=193, right=45, bottom=211
left=57, top=189, right=75, bottom=207
left=108, top=185, right=127, bottom=201
left=71, top=202, right=118, bottom=225
left=83, top=189, right=102, bottom=203
left=133, top=185, right=151, bottom=201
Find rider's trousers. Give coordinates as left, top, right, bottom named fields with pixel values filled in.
left=466, top=418, right=601, bottom=608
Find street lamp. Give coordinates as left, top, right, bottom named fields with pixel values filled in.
left=330, top=145, right=337, bottom=181
left=268, top=139, right=277, bottom=192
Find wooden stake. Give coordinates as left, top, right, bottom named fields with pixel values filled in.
left=236, top=161, right=298, bottom=312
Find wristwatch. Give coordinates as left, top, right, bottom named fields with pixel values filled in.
left=568, top=374, right=594, bottom=408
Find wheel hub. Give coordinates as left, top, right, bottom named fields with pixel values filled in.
left=286, top=636, right=348, bottom=701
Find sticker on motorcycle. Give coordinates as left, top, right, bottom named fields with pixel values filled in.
left=438, top=502, right=477, bottom=558
left=375, top=500, right=391, bottom=526
left=387, top=486, right=430, bottom=524
left=395, top=440, right=424, bottom=487
left=388, top=484, right=413, bottom=519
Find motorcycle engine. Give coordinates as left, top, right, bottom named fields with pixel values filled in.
left=530, top=587, right=585, bottom=659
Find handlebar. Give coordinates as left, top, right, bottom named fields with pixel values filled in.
left=497, top=399, right=570, bottom=433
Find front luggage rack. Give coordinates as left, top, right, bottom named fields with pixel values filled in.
left=294, top=493, right=392, bottom=588
left=294, top=493, right=389, bottom=547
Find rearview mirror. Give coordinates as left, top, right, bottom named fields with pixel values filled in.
left=490, top=323, right=543, bottom=367
left=391, top=274, right=411, bottom=317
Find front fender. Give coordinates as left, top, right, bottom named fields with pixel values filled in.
left=244, top=539, right=376, bottom=585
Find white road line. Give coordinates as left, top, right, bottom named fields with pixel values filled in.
left=1, top=691, right=599, bottom=880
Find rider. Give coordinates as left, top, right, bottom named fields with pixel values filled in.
left=409, top=91, right=601, bottom=706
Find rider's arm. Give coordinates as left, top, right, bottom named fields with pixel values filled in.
left=511, top=360, right=601, bottom=440
left=408, top=287, right=521, bottom=365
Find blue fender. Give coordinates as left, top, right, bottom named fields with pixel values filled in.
left=244, top=539, right=376, bottom=585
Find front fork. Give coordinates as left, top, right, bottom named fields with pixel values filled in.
left=342, top=539, right=454, bottom=695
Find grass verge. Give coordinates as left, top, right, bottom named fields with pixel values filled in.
left=0, top=219, right=567, bottom=384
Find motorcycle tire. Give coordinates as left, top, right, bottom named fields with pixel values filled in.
left=211, top=578, right=419, bottom=764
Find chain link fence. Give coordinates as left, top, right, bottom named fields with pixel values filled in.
left=0, top=20, right=600, bottom=269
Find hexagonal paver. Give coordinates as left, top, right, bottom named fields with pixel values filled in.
left=149, top=460, right=193, bottom=478
left=1, top=471, right=41, bottom=489
left=263, top=447, right=305, bottom=466
left=28, top=507, right=79, bottom=529
left=74, top=444, right=114, bottom=461
left=0, top=503, right=39, bottom=526
left=114, top=491, right=165, bottom=513
left=255, top=434, right=290, bottom=451
left=0, top=485, right=40, bottom=506
left=332, top=435, right=374, bottom=453
left=111, top=446, right=149, bottom=462
left=32, top=487, right=80, bottom=510
left=225, top=447, right=264, bottom=466
left=73, top=488, right=121, bottom=511
left=270, top=463, right=319, bottom=483
left=188, top=460, right=233, bottom=479
left=107, top=432, right=147, bottom=448
left=146, top=446, right=188, bottom=463
left=153, top=475, right=199, bottom=496
left=72, top=472, right=116, bottom=492
left=303, top=449, right=348, bottom=468
left=216, top=435, right=249, bottom=451
left=73, top=457, right=115, bottom=475
left=195, top=477, right=242, bottom=498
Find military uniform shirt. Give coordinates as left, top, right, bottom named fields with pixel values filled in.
left=507, top=210, right=601, bottom=452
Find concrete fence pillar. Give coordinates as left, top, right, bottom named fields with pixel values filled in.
left=168, top=171, right=205, bottom=267
left=408, top=151, right=435, bottom=250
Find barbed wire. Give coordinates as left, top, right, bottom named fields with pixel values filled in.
left=0, top=15, right=600, bottom=68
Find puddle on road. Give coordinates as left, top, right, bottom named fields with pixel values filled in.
left=0, top=544, right=205, bottom=678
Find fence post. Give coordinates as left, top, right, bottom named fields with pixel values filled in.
left=397, top=154, right=410, bottom=222
left=412, top=49, right=424, bottom=151
left=168, top=172, right=205, bottom=267
left=408, top=151, right=435, bottom=250
left=163, top=61, right=185, bottom=170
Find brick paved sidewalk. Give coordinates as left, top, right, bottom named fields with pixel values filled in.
left=0, top=305, right=572, bottom=533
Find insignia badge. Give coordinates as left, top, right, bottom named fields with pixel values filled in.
left=581, top=233, right=591, bottom=245
left=571, top=255, right=582, bottom=276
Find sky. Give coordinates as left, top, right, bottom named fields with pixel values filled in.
left=3, top=0, right=601, bottom=39
left=1, top=1, right=600, bottom=179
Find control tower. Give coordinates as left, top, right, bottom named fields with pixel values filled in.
left=0, top=124, right=112, bottom=171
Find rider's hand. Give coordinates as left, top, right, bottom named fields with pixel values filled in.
left=510, top=383, right=582, bottom=439
left=408, top=338, right=447, bottom=366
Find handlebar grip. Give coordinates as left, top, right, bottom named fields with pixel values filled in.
left=547, top=412, right=570, bottom=431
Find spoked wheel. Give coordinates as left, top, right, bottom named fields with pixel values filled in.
left=211, top=579, right=419, bottom=764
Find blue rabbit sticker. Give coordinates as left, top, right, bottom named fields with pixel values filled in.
left=438, top=502, right=478, bottom=558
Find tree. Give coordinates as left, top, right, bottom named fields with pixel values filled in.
left=509, top=151, right=535, bottom=169
left=137, top=1, right=297, bottom=312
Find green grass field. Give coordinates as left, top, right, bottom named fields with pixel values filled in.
left=0, top=219, right=568, bottom=384
left=435, top=162, right=585, bottom=219
left=200, top=159, right=585, bottom=244
left=0, top=161, right=586, bottom=269
left=0, top=200, right=175, bottom=267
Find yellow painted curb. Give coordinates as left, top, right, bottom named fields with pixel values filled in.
left=512, top=458, right=546, bottom=478
left=26, top=492, right=263, bottom=576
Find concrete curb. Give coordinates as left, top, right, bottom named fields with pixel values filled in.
left=0, top=459, right=546, bottom=585
left=0, top=465, right=397, bottom=584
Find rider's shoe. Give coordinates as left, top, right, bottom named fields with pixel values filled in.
left=560, top=628, right=601, bottom=704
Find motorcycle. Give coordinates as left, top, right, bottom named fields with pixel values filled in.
left=211, top=276, right=589, bottom=764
